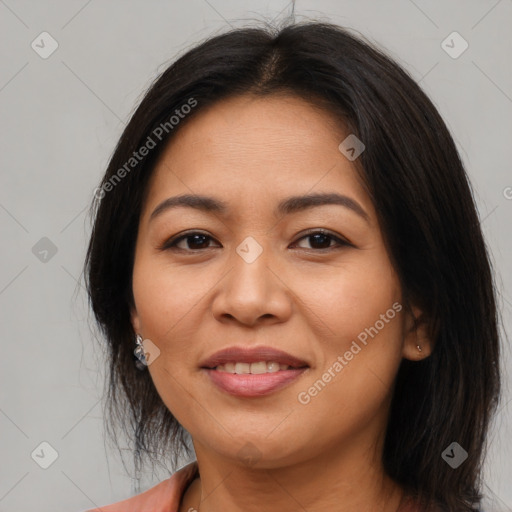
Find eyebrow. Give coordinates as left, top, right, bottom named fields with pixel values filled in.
left=149, top=192, right=369, bottom=223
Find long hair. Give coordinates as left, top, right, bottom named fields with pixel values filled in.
left=83, top=21, right=501, bottom=511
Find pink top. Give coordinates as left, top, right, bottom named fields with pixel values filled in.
left=86, top=461, right=199, bottom=512
left=86, top=460, right=426, bottom=512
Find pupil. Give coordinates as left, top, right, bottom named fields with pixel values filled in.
left=310, top=233, right=330, bottom=249
left=189, top=234, right=208, bottom=249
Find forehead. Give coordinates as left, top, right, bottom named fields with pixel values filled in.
left=142, top=94, right=372, bottom=221
left=159, top=93, right=345, bottom=164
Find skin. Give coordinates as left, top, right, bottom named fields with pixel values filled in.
left=130, top=93, right=432, bottom=512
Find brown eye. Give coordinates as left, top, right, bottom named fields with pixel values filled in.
left=160, top=229, right=351, bottom=252
left=292, top=230, right=351, bottom=250
left=161, top=232, right=220, bottom=251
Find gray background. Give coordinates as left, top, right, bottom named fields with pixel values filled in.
left=0, top=1, right=511, bottom=511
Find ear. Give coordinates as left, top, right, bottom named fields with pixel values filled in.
left=130, top=304, right=141, bottom=335
left=402, top=304, right=433, bottom=361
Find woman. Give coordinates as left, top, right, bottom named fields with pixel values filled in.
left=83, top=21, right=501, bottom=512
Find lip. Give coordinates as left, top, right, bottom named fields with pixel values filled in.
left=203, top=367, right=308, bottom=397
left=199, top=346, right=309, bottom=369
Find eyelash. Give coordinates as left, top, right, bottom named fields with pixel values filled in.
left=159, top=229, right=352, bottom=253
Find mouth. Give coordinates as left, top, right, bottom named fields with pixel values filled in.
left=206, top=361, right=308, bottom=373
left=199, top=346, right=309, bottom=397
left=199, top=345, right=309, bottom=370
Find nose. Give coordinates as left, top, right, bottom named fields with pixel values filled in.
left=211, top=241, right=293, bottom=327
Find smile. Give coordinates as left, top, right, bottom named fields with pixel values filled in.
left=213, top=361, right=295, bottom=373
left=203, top=366, right=308, bottom=397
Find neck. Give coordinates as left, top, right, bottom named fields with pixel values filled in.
left=185, top=439, right=405, bottom=512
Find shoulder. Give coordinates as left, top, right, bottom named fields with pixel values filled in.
left=84, top=460, right=199, bottom=512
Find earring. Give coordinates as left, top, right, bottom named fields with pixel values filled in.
left=417, top=344, right=422, bottom=352
left=134, top=333, right=148, bottom=370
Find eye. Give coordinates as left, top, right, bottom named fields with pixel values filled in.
left=291, top=229, right=351, bottom=251
left=160, top=231, right=220, bottom=251
left=160, top=229, right=352, bottom=252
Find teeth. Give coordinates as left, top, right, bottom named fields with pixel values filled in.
left=249, top=361, right=267, bottom=374
left=214, top=361, right=293, bottom=373
left=235, top=362, right=250, bottom=374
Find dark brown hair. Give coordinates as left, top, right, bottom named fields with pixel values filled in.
left=83, top=20, right=501, bottom=511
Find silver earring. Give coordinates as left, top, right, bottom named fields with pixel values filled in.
left=417, top=344, right=422, bottom=352
left=134, top=333, right=148, bottom=370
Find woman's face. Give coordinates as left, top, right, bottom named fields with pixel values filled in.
left=130, top=94, right=428, bottom=469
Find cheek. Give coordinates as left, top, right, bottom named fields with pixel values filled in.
left=131, top=257, right=203, bottom=421
left=294, top=283, right=404, bottom=448
left=132, top=254, right=208, bottom=341
left=301, top=249, right=402, bottom=347
left=299, top=249, right=404, bottom=406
